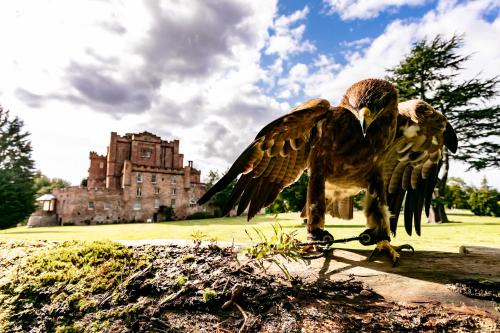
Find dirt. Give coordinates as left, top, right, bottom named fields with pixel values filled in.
left=0, top=240, right=498, bottom=332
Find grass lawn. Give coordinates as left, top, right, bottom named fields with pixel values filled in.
left=1, top=210, right=499, bottom=253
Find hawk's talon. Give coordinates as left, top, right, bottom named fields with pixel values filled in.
left=394, top=244, right=415, bottom=254
left=368, top=240, right=412, bottom=265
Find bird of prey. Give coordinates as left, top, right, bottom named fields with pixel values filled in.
left=198, top=78, right=458, bottom=264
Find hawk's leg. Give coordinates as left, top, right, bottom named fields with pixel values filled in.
left=305, top=161, right=333, bottom=243
left=365, top=173, right=409, bottom=266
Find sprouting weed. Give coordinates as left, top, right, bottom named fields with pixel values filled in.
left=245, top=223, right=304, bottom=280
left=190, top=230, right=207, bottom=248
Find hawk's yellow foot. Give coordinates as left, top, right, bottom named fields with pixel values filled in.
left=368, top=240, right=414, bottom=266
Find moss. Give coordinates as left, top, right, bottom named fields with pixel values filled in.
left=202, top=288, right=217, bottom=303
left=175, top=274, right=187, bottom=286
left=181, top=254, right=196, bottom=262
left=0, top=241, right=151, bottom=333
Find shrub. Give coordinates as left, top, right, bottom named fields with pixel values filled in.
left=186, top=212, right=214, bottom=220
left=468, top=189, right=500, bottom=217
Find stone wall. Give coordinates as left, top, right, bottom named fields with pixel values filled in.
left=53, top=187, right=124, bottom=225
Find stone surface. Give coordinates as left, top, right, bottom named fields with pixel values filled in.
left=265, top=246, right=500, bottom=315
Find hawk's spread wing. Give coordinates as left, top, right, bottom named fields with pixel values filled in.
left=383, top=100, right=458, bottom=236
left=198, top=99, right=332, bottom=219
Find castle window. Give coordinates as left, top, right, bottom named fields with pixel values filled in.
left=172, top=188, right=176, bottom=196
left=103, top=202, right=111, bottom=210
left=154, top=198, right=160, bottom=209
left=171, top=199, right=176, bottom=208
left=154, top=187, right=160, bottom=195
left=133, top=201, right=141, bottom=211
left=88, top=201, right=94, bottom=209
left=189, top=198, right=197, bottom=207
left=99, top=162, right=104, bottom=169
left=136, top=187, right=142, bottom=197
left=151, top=174, right=157, bottom=183
left=141, top=148, right=152, bottom=159
left=190, top=184, right=195, bottom=192
left=137, top=173, right=143, bottom=183
left=171, top=176, right=176, bottom=184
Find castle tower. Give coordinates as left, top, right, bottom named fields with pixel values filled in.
left=88, top=152, right=107, bottom=188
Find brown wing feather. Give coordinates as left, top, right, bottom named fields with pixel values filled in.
left=384, top=100, right=458, bottom=236
left=198, top=99, right=332, bottom=220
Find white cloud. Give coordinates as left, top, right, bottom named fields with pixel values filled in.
left=323, top=0, right=428, bottom=20
left=265, top=6, right=315, bottom=60
left=303, top=0, right=500, bottom=104
left=340, top=37, right=373, bottom=49
left=0, top=0, right=283, bottom=184
left=277, top=63, right=309, bottom=98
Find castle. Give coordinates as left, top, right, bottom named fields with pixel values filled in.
left=28, top=132, right=207, bottom=226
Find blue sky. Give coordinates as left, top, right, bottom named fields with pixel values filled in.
left=0, top=0, right=498, bottom=188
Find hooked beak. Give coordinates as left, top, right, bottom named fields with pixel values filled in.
left=358, top=107, right=371, bottom=137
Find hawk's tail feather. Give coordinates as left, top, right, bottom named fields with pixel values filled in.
left=328, top=197, right=354, bottom=220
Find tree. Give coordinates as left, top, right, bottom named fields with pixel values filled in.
left=80, top=177, right=88, bottom=187
left=33, top=171, right=71, bottom=196
left=278, top=172, right=309, bottom=212
left=468, top=177, right=500, bottom=217
left=443, top=177, right=472, bottom=209
left=0, top=106, right=36, bottom=229
left=387, top=34, right=499, bottom=223
left=203, top=170, right=236, bottom=217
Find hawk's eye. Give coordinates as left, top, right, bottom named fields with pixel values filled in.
left=373, top=92, right=390, bottom=110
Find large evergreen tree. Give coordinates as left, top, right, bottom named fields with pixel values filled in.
left=387, top=34, right=499, bottom=222
left=0, top=106, right=36, bottom=229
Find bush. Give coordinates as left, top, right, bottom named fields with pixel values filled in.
left=468, top=189, right=500, bottom=217
left=160, top=206, right=175, bottom=221
left=186, top=212, right=214, bottom=220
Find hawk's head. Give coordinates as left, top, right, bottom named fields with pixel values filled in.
left=340, top=79, right=398, bottom=136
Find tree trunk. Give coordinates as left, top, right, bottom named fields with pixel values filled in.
left=428, top=148, right=450, bottom=223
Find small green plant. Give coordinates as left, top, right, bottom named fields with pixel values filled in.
left=181, top=254, right=196, bottom=262
left=190, top=230, right=207, bottom=248
left=202, top=288, right=217, bottom=303
left=174, top=275, right=187, bottom=286
left=245, top=223, right=304, bottom=280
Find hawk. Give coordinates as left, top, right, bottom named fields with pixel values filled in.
left=198, top=79, right=458, bottom=264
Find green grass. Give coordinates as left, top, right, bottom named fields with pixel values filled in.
left=1, top=210, right=499, bottom=253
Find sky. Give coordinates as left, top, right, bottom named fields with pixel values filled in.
left=0, top=0, right=498, bottom=188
